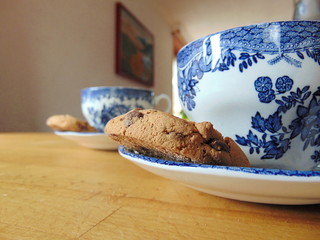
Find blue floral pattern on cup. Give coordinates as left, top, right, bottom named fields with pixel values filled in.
left=81, top=87, right=155, bottom=132
left=235, top=73, right=320, bottom=163
left=177, top=21, right=320, bottom=111
left=177, top=21, right=320, bottom=169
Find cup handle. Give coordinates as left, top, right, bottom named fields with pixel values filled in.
left=154, top=94, right=172, bottom=112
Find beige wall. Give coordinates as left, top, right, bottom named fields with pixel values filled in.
left=0, top=0, right=173, bottom=132
left=156, top=0, right=294, bottom=43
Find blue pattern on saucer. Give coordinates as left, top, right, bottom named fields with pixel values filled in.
left=118, top=146, right=320, bottom=177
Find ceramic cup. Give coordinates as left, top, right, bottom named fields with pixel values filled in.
left=81, top=86, right=171, bottom=132
left=177, top=20, right=320, bottom=171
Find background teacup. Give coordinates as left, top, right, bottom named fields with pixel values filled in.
left=177, top=20, right=320, bottom=171
left=81, top=86, right=171, bottom=132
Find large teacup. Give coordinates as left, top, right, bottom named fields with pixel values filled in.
left=177, top=20, right=320, bottom=171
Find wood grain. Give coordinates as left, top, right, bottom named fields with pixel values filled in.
left=0, top=133, right=319, bottom=239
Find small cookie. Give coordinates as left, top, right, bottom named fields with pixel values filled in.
left=105, top=109, right=250, bottom=167
left=46, top=114, right=97, bottom=132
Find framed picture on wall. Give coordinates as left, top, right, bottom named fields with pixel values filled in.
left=115, top=2, right=154, bottom=86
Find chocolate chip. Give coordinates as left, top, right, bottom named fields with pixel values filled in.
left=127, top=109, right=144, bottom=118
left=123, top=109, right=144, bottom=127
left=210, top=140, right=230, bottom=152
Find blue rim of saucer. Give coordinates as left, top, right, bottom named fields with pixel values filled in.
left=118, top=146, right=320, bottom=177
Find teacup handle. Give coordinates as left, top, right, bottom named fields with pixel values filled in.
left=155, top=94, right=172, bottom=112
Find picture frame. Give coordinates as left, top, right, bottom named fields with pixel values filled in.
left=115, top=2, right=154, bottom=86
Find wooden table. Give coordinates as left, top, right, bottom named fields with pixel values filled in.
left=0, top=133, right=319, bottom=239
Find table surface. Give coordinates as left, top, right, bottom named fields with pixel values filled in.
left=0, top=133, right=319, bottom=240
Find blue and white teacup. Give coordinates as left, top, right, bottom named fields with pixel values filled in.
left=81, top=86, right=171, bottom=132
left=177, top=20, right=320, bottom=171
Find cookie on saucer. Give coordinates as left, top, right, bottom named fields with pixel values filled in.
left=105, top=109, right=250, bottom=167
left=46, top=114, right=97, bottom=132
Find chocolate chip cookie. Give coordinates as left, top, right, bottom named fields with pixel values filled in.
left=46, top=114, right=97, bottom=132
left=105, top=109, right=250, bottom=167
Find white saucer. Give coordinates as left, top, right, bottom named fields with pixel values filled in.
left=55, top=131, right=118, bottom=150
left=118, top=146, right=320, bottom=205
